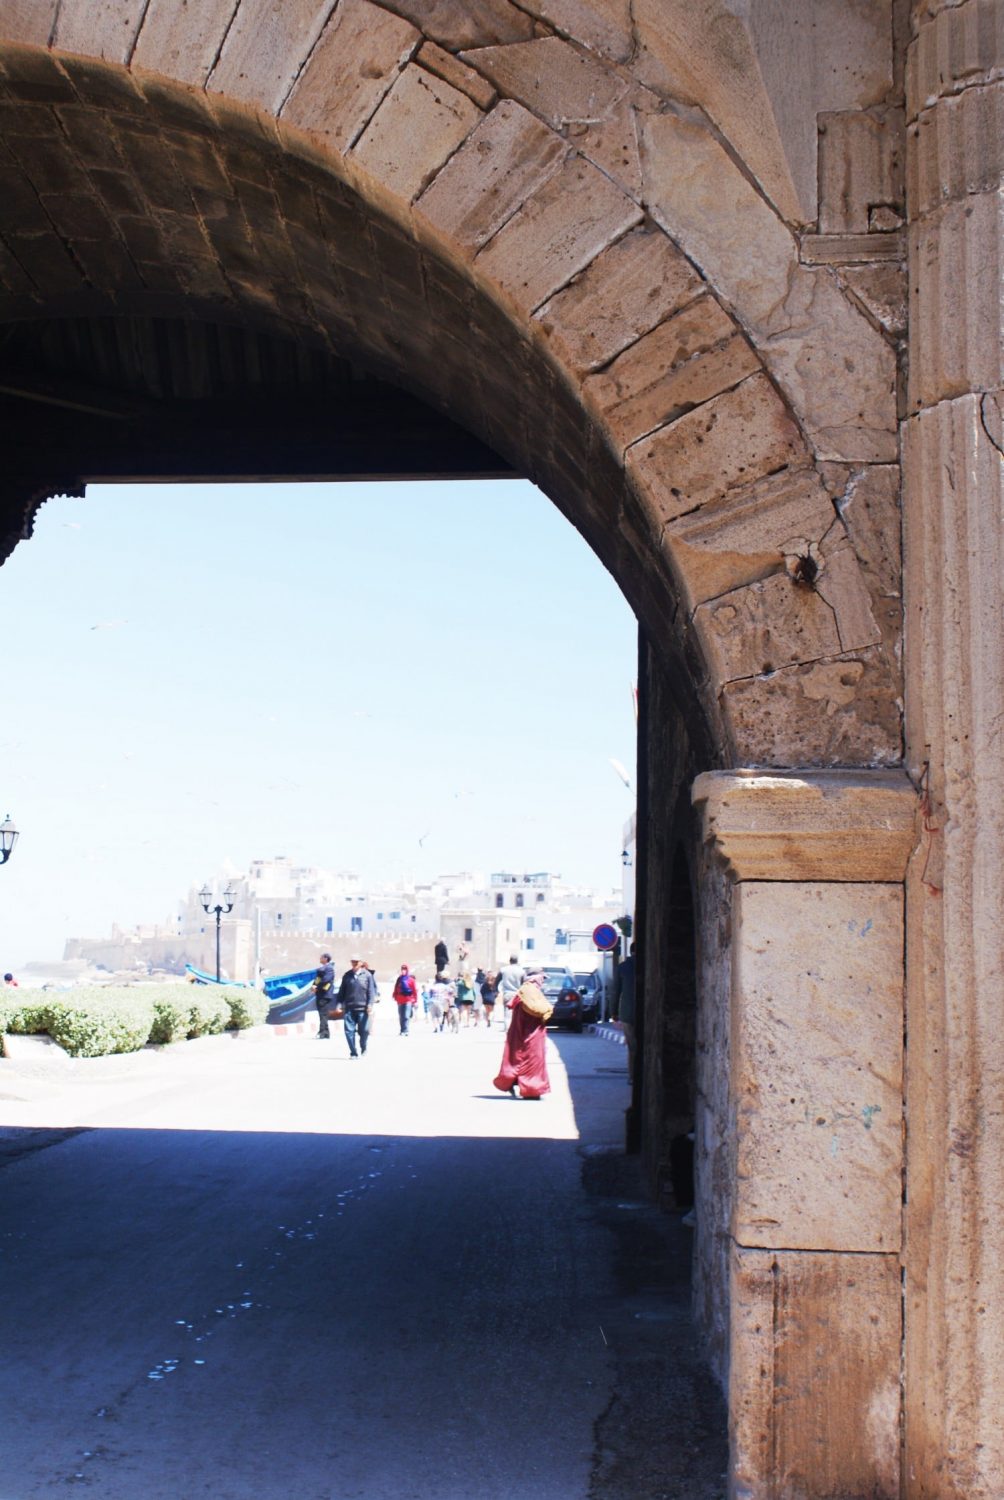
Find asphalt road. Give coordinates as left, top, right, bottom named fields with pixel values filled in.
left=0, top=1012, right=726, bottom=1499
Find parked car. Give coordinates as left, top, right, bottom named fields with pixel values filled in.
left=540, top=971, right=584, bottom=1032
left=572, top=969, right=603, bottom=1024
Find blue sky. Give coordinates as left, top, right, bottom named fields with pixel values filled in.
left=0, top=479, right=637, bottom=968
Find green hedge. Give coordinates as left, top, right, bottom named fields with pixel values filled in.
left=3, top=981, right=269, bottom=1058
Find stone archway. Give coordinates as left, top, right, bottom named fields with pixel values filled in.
left=0, top=6, right=953, bottom=1497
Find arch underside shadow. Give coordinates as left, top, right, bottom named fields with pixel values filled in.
left=0, top=40, right=903, bottom=771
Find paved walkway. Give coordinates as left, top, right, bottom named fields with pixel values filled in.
left=0, top=1014, right=726, bottom=1499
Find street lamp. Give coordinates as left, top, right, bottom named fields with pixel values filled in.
left=199, top=882, right=236, bottom=983
left=0, top=814, right=18, bottom=865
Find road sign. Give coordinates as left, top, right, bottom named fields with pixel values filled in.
left=593, top=923, right=619, bottom=951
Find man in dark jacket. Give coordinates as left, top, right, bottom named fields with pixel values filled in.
left=312, top=952, right=336, bottom=1039
left=336, top=954, right=377, bottom=1057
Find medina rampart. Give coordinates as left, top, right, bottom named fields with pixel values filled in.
left=0, top=2, right=1000, bottom=1495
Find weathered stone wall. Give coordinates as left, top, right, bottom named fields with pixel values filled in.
left=692, top=844, right=733, bottom=1390
left=903, top=2, right=1004, bottom=1494
left=636, top=630, right=698, bottom=1197
left=694, top=771, right=915, bottom=1499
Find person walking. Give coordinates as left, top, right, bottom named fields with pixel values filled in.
left=434, top=936, right=448, bottom=974
left=480, top=969, right=498, bottom=1027
left=336, top=954, right=377, bottom=1058
left=392, top=964, right=418, bottom=1036
left=456, top=971, right=477, bottom=1026
left=493, top=974, right=552, bottom=1099
left=429, top=972, right=455, bottom=1033
left=496, top=954, right=524, bottom=1027
left=311, top=952, right=336, bottom=1039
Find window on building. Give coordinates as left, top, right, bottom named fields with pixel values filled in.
left=326, top=917, right=333, bottom=933
left=536, top=892, right=545, bottom=903
left=464, top=927, right=473, bottom=942
left=526, top=916, right=535, bottom=929
left=495, top=894, right=504, bottom=908
left=525, top=938, right=535, bottom=950
left=350, top=916, right=363, bottom=932
left=515, top=893, right=524, bottom=908
left=390, top=911, right=401, bottom=921
left=377, top=912, right=383, bottom=920
left=411, top=914, right=416, bottom=923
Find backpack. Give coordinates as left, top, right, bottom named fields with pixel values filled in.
left=396, top=974, right=415, bottom=1000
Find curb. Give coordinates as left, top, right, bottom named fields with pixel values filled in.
left=587, top=1022, right=627, bottom=1046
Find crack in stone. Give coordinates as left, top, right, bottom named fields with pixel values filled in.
left=204, top=0, right=245, bottom=88
left=979, top=391, right=1004, bottom=459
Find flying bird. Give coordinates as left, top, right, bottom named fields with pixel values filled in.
left=609, top=757, right=632, bottom=790
left=90, top=619, right=127, bottom=631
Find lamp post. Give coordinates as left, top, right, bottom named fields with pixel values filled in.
left=0, top=814, right=18, bottom=865
left=199, top=883, right=235, bottom=983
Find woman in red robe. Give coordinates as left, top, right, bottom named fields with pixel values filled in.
left=493, top=980, right=551, bottom=1099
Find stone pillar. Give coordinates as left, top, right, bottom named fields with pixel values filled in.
left=693, top=770, right=917, bottom=1500
left=904, top=5, right=1004, bottom=1495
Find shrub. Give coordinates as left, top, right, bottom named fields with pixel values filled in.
left=9, top=988, right=156, bottom=1058
left=149, top=991, right=192, bottom=1045
left=1, top=980, right=270, bottom=1057
left=186, top=987, right=230, bottom=1038
left=222, top=986, right=269, bottom=1030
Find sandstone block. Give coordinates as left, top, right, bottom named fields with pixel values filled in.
left=584, top=295, right=759, bottom=450
left=460, top=36, right=629, bottom=130
left=350, top=64, right=481, bottom=203
left=377, top=0, right=534, bottom=50
left=836, top=261, right=908, bottom=337
left=416, top=41, right=497, bottom=109
left=838, top=465, right=902, bottom=601
left=0, top=3, right=58, bottom=47
left=53, top=0, right=146, bottom=64
left=692, top=768, right=917, bottom=883
left=473, top=151, right=640, bottom=314
left=664, top=467, right=837, bottom=614
left=818, top=107, right=904, bottom=234
left=694, top=572, right=842, bottom=685
left=626, top=373, right=806, bottom=526
left=907, top=0, right=1004, bottom=119
left=908, top=189, right=1004, bottom=409
left=568, top=95, right=644, bottom=202
left=515, top=0, right=634, bottom=62
left=908, top=81, right=1004, bottom=216
left=133, top=0, right=238, bottom=85
left=720, top=646, right=903, bottom=767
left=902, top=391, right=1004, bottom=1500
left=282, top=0, right=419, bottom=155
left=534, top=224, right=703, bottom=372
left=731, top=879, right=904, bottom=1251
left=641, top=110, right=796, bottom=330
left=730, top=1246, right=901, bottom=1500
left=800, top=230, right=904, bottom=264
left=207, top=0, right=334, bottom=113
left=761, top=265, right=899, bottom=463
left=416, top=100, right=565, bottom=257
left=815, top=530, right=883, bottom=654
